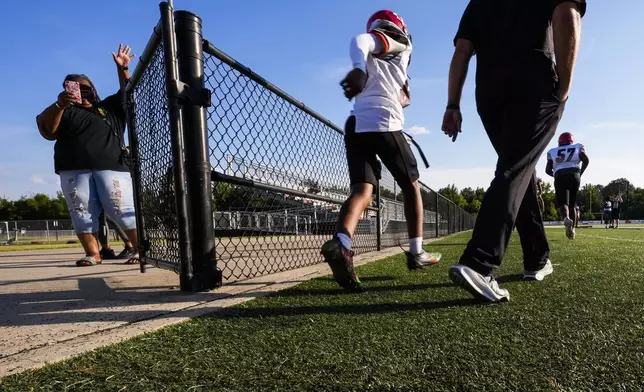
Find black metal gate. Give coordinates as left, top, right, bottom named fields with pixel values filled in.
left=126, top=2, right=476, bottom=291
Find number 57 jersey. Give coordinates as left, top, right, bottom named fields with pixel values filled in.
left=547, top=143, right=585, bottom=174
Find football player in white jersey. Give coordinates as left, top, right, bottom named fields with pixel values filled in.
left=603, top=197, right=612, bottom=228
left=611, top=195, right=623, bottom=228
left=546, top=132, right=589, bottom=239
left=574, top=203, right=581, bottom=228
left=321, top=10, right=441, bottom=292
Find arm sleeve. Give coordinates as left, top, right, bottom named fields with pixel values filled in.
left=454, top=1, right=479, bottom=47
left=350, top=34, right=379, bottom=72
left=552, top=0, right=586, bottom=17
left=579, top=145, right=589, bottom=161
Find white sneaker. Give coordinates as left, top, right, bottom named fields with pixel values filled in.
left=564, top=217, right=574, bottom=239
left=523, top=259, right=554, bottom=281
left=449, top=265, right=510, bottom=303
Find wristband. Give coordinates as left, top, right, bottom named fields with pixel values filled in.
left=120, top=66, right=129, bottom=71
left=446, top=103, right=460, bottom=110
left=55, top=102, right=63, bottom=109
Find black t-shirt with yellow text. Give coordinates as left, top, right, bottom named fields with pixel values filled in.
left=53, top=92, right=128, bottom=174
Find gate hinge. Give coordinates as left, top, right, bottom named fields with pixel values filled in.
left=170, top=80, right=212, bottom=107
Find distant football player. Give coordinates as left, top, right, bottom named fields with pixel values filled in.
left=603, top=197, right=612, bottom=229
left=574, top=203, right=581, bottom=228
left=546, top=132, right=589, bottom=239
left=321, top=10, right=441, bottom=292
left=612, top=195, right=623, bottom=228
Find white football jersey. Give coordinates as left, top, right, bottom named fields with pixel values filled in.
left=604, top=201, right=612, bottom=211
left=547, top=143, right=585, bottom=174
left=352, top=45, right=412, bottom=133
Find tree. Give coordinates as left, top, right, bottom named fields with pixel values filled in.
left=0, top=193, right=70, bottom=220
left=0, top=198, right=17, bottom=220
left=439, top=184, right=466, bottom=209
left=602, top=178, right=634, bottom=199
left=460, top=187, right=486, bottom=215
left=460, top=187, right=476, bottom=204
left=540, top=182, right=559, bottom=221
left=578, top=184, right=603, bottom=215
left=467, top=199, right=482, bottom=214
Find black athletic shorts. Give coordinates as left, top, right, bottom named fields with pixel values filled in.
left=344, top=115, right=419, bottom=188
left=612, top=208, right=620, bottom=220
left=554, top=169, right=581, bottom=207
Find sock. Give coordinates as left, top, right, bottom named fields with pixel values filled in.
left=336, top=233, right=352, bottom=250
left=409, top=237, right=423, bottom=255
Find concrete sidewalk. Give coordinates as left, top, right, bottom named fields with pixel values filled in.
left=0, top=240, right=439, bottom=377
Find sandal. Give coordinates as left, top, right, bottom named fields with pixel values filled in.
left=124, top=253, right=140, bottom=265
left=75, top=256, right=102, bottom=267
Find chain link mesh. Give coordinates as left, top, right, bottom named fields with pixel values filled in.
left=129, top=41, right=181, bottom=266
left=203, top=45, right=475, bottom=283
left=127, top=33, right=475, bottom=283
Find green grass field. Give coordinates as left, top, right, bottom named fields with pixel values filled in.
left=0, top=242, right=82, bottom=252
left=2, top=227, right=643, bottom=391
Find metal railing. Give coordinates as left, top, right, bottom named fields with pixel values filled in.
left=0, top=220, right=120, bottom=244
left=126, top=2, right=476, bottom=291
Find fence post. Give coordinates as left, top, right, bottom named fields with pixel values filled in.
left=376, top=181, right=381, bottom=251
left=435, top=191, right=440, bottom=238
left=175, top=9, right=222, bottom=290
left=448, top=202, right=452, bottom=234
left=160, top=2, right=195, bottom=290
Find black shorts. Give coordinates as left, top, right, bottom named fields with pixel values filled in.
left=612, top=208, right=620, bottom=219
left=603, top=210, right=612, bottom=223
left=344, top=115, right=419, bottom=188
left=554, top=170, right=580, bottom=207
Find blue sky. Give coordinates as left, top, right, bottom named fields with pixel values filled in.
left=1, top=0, right=643, bottom=200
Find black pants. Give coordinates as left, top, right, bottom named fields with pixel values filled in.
left=97, top=211, right=129, bottom=248
left=460, top=87, right=565, bottom=275
left=554, top=170, right=580, bottom=209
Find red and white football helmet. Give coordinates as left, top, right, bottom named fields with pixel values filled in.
left=366, top=10, right=409, bottom=39
left=558, top=132, right=574, bottom=146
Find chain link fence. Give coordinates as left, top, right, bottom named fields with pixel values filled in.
left=128, top=40, right=183, bottom=267
left=125, top=5, right=475, bottom=290
left=203, top=42, right=475, bottom=283
left=0, top=220, right=122, bottom=244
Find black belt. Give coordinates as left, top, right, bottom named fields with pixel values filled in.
left=403, top=131, right=430, bottom=168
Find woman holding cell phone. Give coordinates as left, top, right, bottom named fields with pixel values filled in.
left=36, top=44, right=140, bottom=266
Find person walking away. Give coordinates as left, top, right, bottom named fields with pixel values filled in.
left=545, top=132, right=589, bottom=240
left=321, top=10, right=441, bottom=292
left=36, top=44, right=139, bottom=266
left=575, top=203, right=581, bottom=228
left=441, top=1, right=586, bottom=302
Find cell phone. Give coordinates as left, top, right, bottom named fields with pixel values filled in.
left=64, top=80, right=82, bottom=104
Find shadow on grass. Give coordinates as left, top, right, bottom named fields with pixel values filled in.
left=275, top=282, right=455, bottom=297
left=217, top=297, right=482, bottom=319
left=317, top=276, right=395, bottom=283
left=496, top=274, right=524, bottom=284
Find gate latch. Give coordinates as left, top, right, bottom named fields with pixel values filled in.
left=171, top=80, right=212, bottom=107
